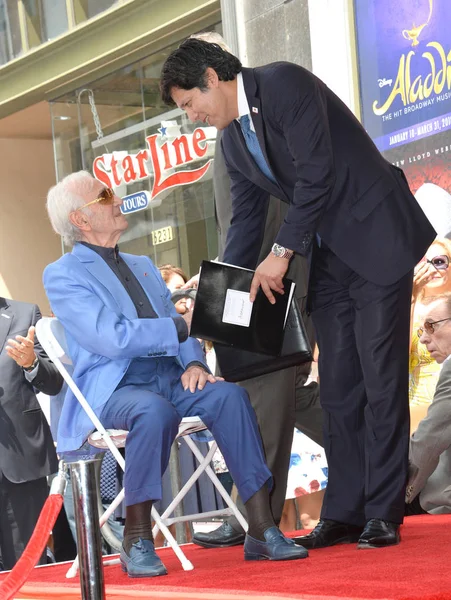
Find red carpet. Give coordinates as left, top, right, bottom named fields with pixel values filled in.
left=3, top=515, right=451, bottom=600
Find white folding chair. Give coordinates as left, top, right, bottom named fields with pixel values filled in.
left=36, top=317, right=247, bottom=576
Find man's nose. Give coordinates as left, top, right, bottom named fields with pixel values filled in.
left=419, top=331, right=430, bottom=345
left=186, top=108, right=198, bottom=123
left=113, top=193, right=123, bottom=206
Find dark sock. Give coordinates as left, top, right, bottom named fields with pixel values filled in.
left=123, top=500, right=153, bottom=554
left=244, top=485, right=276, bottom=541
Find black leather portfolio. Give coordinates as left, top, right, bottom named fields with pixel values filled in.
left=214, top=296, right=313, bottom=382
left=190, top=260, right=296, bottom=356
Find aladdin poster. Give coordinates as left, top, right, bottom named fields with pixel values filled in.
left=354, top=0, right=451, bottom=237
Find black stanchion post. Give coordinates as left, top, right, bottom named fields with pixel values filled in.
left=70, top=459, right=106, bottom=600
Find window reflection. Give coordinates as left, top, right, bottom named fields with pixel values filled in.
left=41, top=0, right=68, bottom=41
left=50, top=27, right=222, bottom=277
left=0, top=0, right=22, bottom=65
left=73, top=0, right=120, bottom=24
left=23, top=0, right=68, bottom=46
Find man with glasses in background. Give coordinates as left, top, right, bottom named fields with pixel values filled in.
left=406, top=292, right=451, bottom=516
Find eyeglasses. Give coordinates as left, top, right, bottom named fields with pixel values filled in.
left=417, top=317, right=451, bottom=338
left=427, top=255, right=450, bottom=271
left=77, top=187, right=115, bottom=211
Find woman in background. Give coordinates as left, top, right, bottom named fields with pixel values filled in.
left=159, top=265, right=192, bottom=315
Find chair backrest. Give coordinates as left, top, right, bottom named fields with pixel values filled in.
left=35, top=317, right=125, bottom=467
left=35, top=317, right=208, bottom=463
left=35, top=317, right=72, bottom=366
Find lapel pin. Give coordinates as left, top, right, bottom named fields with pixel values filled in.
left=144, top=272, right=148, bottom=276
left=252, top=107, right=259, bottom=114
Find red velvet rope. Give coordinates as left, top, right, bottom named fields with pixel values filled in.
left=0, top=493, right=64, bottom=600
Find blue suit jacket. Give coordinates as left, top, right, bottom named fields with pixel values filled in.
left=43, top=244, right=206, bottom=452
left=221, top=64, right=435, bottom=285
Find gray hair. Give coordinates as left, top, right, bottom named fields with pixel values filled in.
left=190, top=31, right=232, bottom=53
left=46, top=171, right=97, bottom=246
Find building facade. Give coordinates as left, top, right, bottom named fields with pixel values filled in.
left=0, top=0, right=360, bottom=310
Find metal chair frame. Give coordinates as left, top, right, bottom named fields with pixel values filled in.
left=36, top=317, right=247, bottom=577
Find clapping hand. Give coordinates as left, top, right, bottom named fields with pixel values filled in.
left=6, top=326, right=37, bottom=369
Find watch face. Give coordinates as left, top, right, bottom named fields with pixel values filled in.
left=272, top=243, right=285, bottom=257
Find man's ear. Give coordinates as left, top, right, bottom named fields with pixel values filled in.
left=69, top=210, right=91, bottom=232
left=205, top=67, right=219, bottom=88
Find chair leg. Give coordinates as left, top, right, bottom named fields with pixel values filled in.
left=99, top=489, right=125, bottom=528
left=67, top=488, right=194, bottom=576
left=183, top=437, right=248, bottom=532
left=155, top=442, right=219, bottom=526
left=153, top=437, right=248, bottom=536
left=66, top=488, right=126, bottom=579
left=151, top=506, right=194, bottom=571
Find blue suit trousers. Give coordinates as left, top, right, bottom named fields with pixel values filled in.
left=100, top=358, right=272, bottom=507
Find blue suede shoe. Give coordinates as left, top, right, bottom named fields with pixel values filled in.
left=244, top=527, right=309, bottom=561
left=120, top=538, right=168, bottom=578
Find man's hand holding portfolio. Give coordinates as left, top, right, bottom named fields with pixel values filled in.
left=250, top=252, right=291, bottom=304
left=190, top=260, right=295, bottom=356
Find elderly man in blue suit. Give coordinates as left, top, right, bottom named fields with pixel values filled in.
left=43, top=171, right=307, bottom=578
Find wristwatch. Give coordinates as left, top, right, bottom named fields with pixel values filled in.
left=23, top=355, right=39, bottom=372
left=271, top=243, right=294, bottom=260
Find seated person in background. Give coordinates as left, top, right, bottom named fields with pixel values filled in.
left=43, top=171, right=308, bottom=578
left=406, top=293, right=451, bottom=515
left=2, top=301, right=62, bottom=570
left=280, top=428, right=327, bottom=533
left=410, top=238, right=451, bottom=432
left=158, top=264, right=192, bottom=315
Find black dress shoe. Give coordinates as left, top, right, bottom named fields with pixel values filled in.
left=192, top=522, right=245, bottom=548
left=357, top=518, right=400, bottom=549
left=293, top=519, right=363, bottom=549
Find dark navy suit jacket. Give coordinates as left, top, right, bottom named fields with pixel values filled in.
left=221, top=63, right=436, bottom=285
left=0, top=298, right=60, bottom=484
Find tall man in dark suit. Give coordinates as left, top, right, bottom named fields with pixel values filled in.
left=160, top=39, right=436, bottom=548
left=1, top=298, right=62, bottom=569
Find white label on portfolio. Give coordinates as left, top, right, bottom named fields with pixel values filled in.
left=222, top=289, right=253, bottom=327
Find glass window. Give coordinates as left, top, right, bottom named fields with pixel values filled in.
left=50, top=32, right=221, bottom=277
left=0, top=0, right=22, bottom=65
left=41, top=0, right=68, bottom=41
left=23, top=0, right=68, bottom=46
left=73, top=0, right=119, bottom=24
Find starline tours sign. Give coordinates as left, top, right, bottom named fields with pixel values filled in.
left=93, top=124, right=214, bottom=215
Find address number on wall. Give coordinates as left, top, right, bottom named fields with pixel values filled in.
left=151, top=226, right=174, bottom=246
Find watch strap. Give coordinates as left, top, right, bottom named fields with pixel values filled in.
left=271, top=243, right=293, bottom=259
left=23, top=355, right=39, bottom=372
